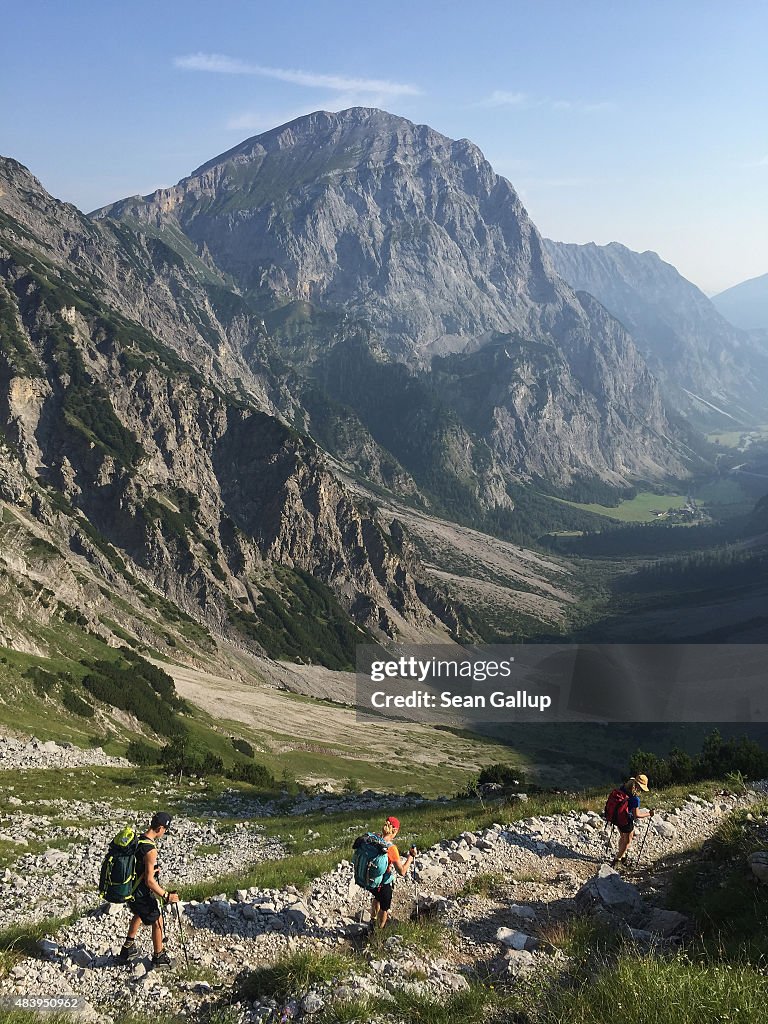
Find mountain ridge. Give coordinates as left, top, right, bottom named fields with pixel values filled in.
left=545, top=237, right=768, bottom=429
left=95, top=106, right=689, bottom=490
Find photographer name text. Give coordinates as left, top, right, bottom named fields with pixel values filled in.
left=369, top=689, right=552, bottom=711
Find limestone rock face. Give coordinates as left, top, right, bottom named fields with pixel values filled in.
left=0, top=155, right=461, bottom=653
left=97, top=107, right=689, bottom=488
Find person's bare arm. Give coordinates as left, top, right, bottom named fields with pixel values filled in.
left=393, top=846, right=417, bottom=876
left=143, top=848, right=179, bottom=901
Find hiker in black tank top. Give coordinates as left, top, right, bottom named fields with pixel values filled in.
left=119, top=812, right=180, bottom=970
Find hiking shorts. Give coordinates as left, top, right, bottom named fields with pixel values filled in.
left=371, top=882, right=394, bottom=912
left=618, top=821, right=635, bottom=835
left=129, top=893, right=161, bottom=925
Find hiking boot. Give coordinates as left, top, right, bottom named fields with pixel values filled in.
left=611, top=856, right=627, bottom=869
left=119, top=940, right=139, bottom=963
left=151, top=950, right=173, bottom=970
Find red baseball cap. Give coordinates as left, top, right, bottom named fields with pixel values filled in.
left=386, top=816, right=400, bottom=829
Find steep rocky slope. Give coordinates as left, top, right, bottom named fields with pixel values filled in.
left=0, top=158, right=462, bottom=659
left=544, top=239, right=768, bottom=428
left=96, top=107, right=690, bottom=491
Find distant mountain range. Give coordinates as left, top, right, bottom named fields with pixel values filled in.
left=544, top=240, right=768, bottom=430
left=712, top=272, right=768, bottom=331
left=2, top=106, right=764, bottom=661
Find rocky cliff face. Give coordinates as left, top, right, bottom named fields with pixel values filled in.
left=95, top=109, right=558, bottom=361
left=97, top=107, right=689, bottom=489
left=544, top=239, right=768, bottom=428
left=0, top=158, right=462, bottom=659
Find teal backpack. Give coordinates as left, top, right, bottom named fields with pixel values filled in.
left=352, top=833, right=392, bottom=891
left=99, top=826, right=151, bottom=903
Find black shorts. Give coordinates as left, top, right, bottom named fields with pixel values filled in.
left=618, top=822, right=635, bottom=835
left=129, top=893, right=161, bottom=925
left=372, top=882, right=394, bottom=912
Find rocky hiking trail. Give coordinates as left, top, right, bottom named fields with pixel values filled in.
left=0, top=768, right=760, bottom=1024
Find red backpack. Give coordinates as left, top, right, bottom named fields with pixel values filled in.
left=604, top=788, right=631, bottom=828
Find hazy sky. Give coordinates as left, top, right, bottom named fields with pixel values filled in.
left=2, top=1, right=766, bottom=294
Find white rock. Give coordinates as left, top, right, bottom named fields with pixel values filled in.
left=496, top=927, right=532, bottom=950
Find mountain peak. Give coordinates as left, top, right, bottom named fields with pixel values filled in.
left=190, top=106, right=485, bottom=179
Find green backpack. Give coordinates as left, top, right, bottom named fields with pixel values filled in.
left=99, top=826, right=149, bottom=903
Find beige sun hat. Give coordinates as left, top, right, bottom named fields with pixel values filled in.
left=630, top=773, right=650, bottom=792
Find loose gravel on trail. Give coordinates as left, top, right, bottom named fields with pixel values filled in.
left=0, top=781, right=758, bottom=1024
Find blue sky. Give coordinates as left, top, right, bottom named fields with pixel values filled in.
left=2, top=1, right=766, bottom=294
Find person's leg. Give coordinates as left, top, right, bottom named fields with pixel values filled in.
left=615, top=828, right=634, bottom=863
left=120, top=914, right=142, bottom=961
left=376, top=884, right=393, bottom=927
left=152, top=918, right=163, bottom=955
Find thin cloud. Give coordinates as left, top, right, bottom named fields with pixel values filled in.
left=226, top=93, right=395, bottom=133
left=485, top=90, right=529, bottom=107
left=175, top=53, right=421, bottom=97
left=482, top=90, right=615, bottom=113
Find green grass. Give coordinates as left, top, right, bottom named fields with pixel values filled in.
left=666, top=801, right=768, bottom=963
left=180, top=849, right=341, bottom=902
left=315, top=997, right=374, bottom=1024
left=552, top=490, right=689, bottom=522
left=0, top=1015, right=82, bottom=1024
left=456, top=872, right=506, bottom=898
left=235, top=949, right=359, bottom=1002
left=0, top=916, right=76, bottom=979
left=706, top=424, right=768, bottom=449
left=536, top=951, right=768, bottom=1024
left=369, top=917, right=447, bottom=954
left=536, top=914, right=617, bottom=959
left=387, top=984, right=518, bottom=1024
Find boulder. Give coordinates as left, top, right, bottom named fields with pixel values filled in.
left=496, top=927, right=537, bottom=951
left=70, top=948, right=93, bottom=968
left=302, top=993, right=325, bottom=1014
left=652, top=820, right=676, bottom=840
left=644, top=908, right=689, bottom=937
left=504, top=948, right=537, bottom=975
left=748, top=851, right=768, bottom=884
left=284, top=904, right=309, bottom=929
left=576, top=865, right=641, bottom=914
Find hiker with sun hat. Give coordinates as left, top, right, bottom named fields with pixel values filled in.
left=604, top=774, right=654, bottom=867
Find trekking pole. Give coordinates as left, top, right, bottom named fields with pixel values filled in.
left=632, top=820, right=651, bottom=873
left=601, top=821, right=616, bottom=863
left=172, top=897, right=190, bottom=971
left=409, top=845, right=419, bottom=921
